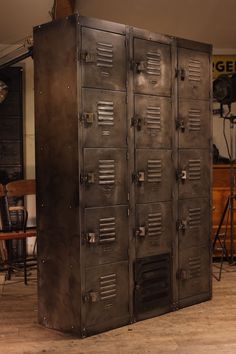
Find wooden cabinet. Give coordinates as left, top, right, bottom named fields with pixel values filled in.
left=212, top=164, right=236, bottom=256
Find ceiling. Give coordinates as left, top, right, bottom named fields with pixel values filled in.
left=0, top=0, right=236, bottom=50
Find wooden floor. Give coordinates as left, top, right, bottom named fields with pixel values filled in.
left=1, top=264, right=236, bottom=354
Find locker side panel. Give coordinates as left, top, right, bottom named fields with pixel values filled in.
left=34, top=16, right=82, bottom=334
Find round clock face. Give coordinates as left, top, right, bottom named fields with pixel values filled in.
left=0, top=80, right=8, bottom=103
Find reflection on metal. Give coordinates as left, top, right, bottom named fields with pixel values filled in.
left=35, top=15, right=212, bottom=337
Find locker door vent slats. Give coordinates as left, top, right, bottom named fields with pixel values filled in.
left=188, top=208, right=201, bottom=229
left=147, top=159, right=162, bottom=182
left=189, top=109, right=201, bottom=131
left=97, top=101, right=114, bottom=126
left=99, top=273, right=117, bottom=301
left=146, top=51, right=161, bottom=76
left=148, top=213, right=162, bottom=237
left=188, top=59, right=201, bottom=82
left=97, top=41, right=113, bottom=68
left=135, top=254, right=171, bottom=313
left=99, top=160, right=115, bottom=185
left=146, top=106, right=161, bottom=130
left=189, top=256, right=201, bottom=278
left=99, top=217, right=116, bottom=243
left=188, top=159, right=201, bottom=181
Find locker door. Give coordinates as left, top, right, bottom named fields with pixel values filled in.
left=133, top=38, right=171, bottom=96
left=82, top=89, right=126, bottom=148
left=135, top=202, right=172, bottom=258
left=178, top=149, right=210, bottom=199
left=134, top=94, right=172, bottom=149
left=178, top=48, right=210, bottom=100
left=177, top=99, right=210, bottom=149
left=84, top=206, right=129, bottom=266
left=82, top=28, right=126, bottom=90
left=82, top=148, right=128, bottom=207
left=135, top=149, right=173, bottom=203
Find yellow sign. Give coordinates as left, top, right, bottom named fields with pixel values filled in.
left=213, top=55, right=236, bottom=79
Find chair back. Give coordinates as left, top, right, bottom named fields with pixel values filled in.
left=6, top=179, right=36, bottom=197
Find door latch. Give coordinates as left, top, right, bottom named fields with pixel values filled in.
left=132, top=171, right=145, bottom=183
left=83, top=291, right=100, bottom=303
left=135, top=226, right=146, bottom=237
left=85, top=232, right=98, bottom=244
left=177, top=269, right=189, bottom=280
left=176, top=169, right=187, bottom=181
left=131, top=61, right=146, bottom=73
left=81, top=112, right=96, bottom=124
left=176, top=219, right=187, bottom=231
left=131, top=116, right=142, bottom=130
left=81, top=52, right=97, bottom=63
left=176, top=119, right=185, bottom=132
left=80, top=172, right=95, bottom=185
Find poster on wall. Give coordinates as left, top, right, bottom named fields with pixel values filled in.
left=213, top=55, right=236, bottom=79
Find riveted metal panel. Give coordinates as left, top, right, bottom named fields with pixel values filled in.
left=135, top=202, right=172, bottom=258
left=178, top=48, right=210, bottom=100
left=82, top=89, right=126, bottom=148
left=178, top=198, right=210, bottom=249
left=133, top=38, right=171, bottom=96
left=83, top=148, right=127, bottom=207
left=178, top=246, right=210, bottom=301
left=82, top=27, right=126, bottom=90
left=83, top=261, right=129, bottom=333
left=178, top=99, right=210, bottom=149
left=135, top=149, right=173, bottom=203
left=178, top=149, right=210, bottom=199
left=84, top=206, right=128, bottom=266
left=134, top=94, right=172, bottom=148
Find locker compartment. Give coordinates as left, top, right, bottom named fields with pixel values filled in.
left=178, top=48, right=210, bottom=100
left=134, top=94, right=172, bottom=149
left=83, top=261, right=129, bottom=333
left=133, top=38, right=171, bottom=96
left=82, top=148, right=128, bottom=207
left=178, top=149, right=210, bottom=199
left=0, top=142, right=22, bottom=165
left=135, top=202, right=172, bottom=258
left=134, top=254, right=171, bottom=318
left=177, top=99, right=210, bottom=149
left=82, top=27, right=126, bottom=90
left=135, top=149, right=173, bottom=203
left=178, top=198, right=210, bottom=249
left=82, top=88, right=127, bottom=148
left=178, top=246, right=211, bottom=302
left=84, top=206, right=129, bottom=266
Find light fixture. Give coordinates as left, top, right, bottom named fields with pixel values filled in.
left=0, top=80, right=8, bottom=103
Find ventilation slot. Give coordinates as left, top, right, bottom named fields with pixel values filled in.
left=97, top=42, right=113, bottom=68
left=99, top=273, right=117, bottom=301
left=97, top=101, right=114, bottom=126
left=99, top=217, right=116, bottom=243
left=146, top=106, right=161, bottom=130
left=148, top=212, right=162, bottom=238
left=189, top=208, right=201, bottom=229
left=189, top=109, right=201, bottom=131
left=188, top=59, right=201, bottom=82
left=146, top=51, right=161, bottom=76
left=148, top=160, right=162, bottom=182
left=135, top=254, right=171, bottom=313
left=189, top=256, right=201, bottom=278
left=188, top=159, right=201, bottom=181
left=99, top=160, right=115, bottom=185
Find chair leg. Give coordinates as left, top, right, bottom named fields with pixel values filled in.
left=7, top=240, right=12, bottom=281
left=23, top=238, right=27, bottom=285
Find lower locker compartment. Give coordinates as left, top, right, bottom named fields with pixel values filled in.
left=82, top=261, right=130, bottom=336
left=134, top=254, right=172, bottom=320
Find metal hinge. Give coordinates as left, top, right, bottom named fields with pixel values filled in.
left=176, top=169, right=187, bottom=181
left=132, top=171, right=145, bottom=183
left=83, top=291, right=100, bottom=303
left=176, top=219, right=187, bottom=231
left=80, top=172, right=95, bottom=185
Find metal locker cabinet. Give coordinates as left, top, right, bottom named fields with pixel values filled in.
left=34, top=15, right=212, bottom=337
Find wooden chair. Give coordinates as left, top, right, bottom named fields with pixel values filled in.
left=0, top=179, right=36, bottom=284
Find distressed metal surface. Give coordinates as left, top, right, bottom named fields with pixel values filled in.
left=178, top=246, right=211, bottom=301
left=84, top=206, right=128, bottom=266
left=133, top=38, right=171, bottom=96
left=178, top=48, right=210, bottom=100
left=178, top=99, right=210, bottom=148
left=82, top=148, right=128, bottom=207
left=134, top=94, right=172, bottom=148
left=178, top=198, right=210, bottom=249
left=0, top=142, right=21, bottom=165
left=135, top=202, right=172, bottom=258
left=82, top=27, right=126, bottom=90
left=135, top=149, right=173, bottom=203
left=84, top=261, right=129, bottom=333
left=178, top=149, right=210, bottom=199
left=82, top=89, right=127, bottom=148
